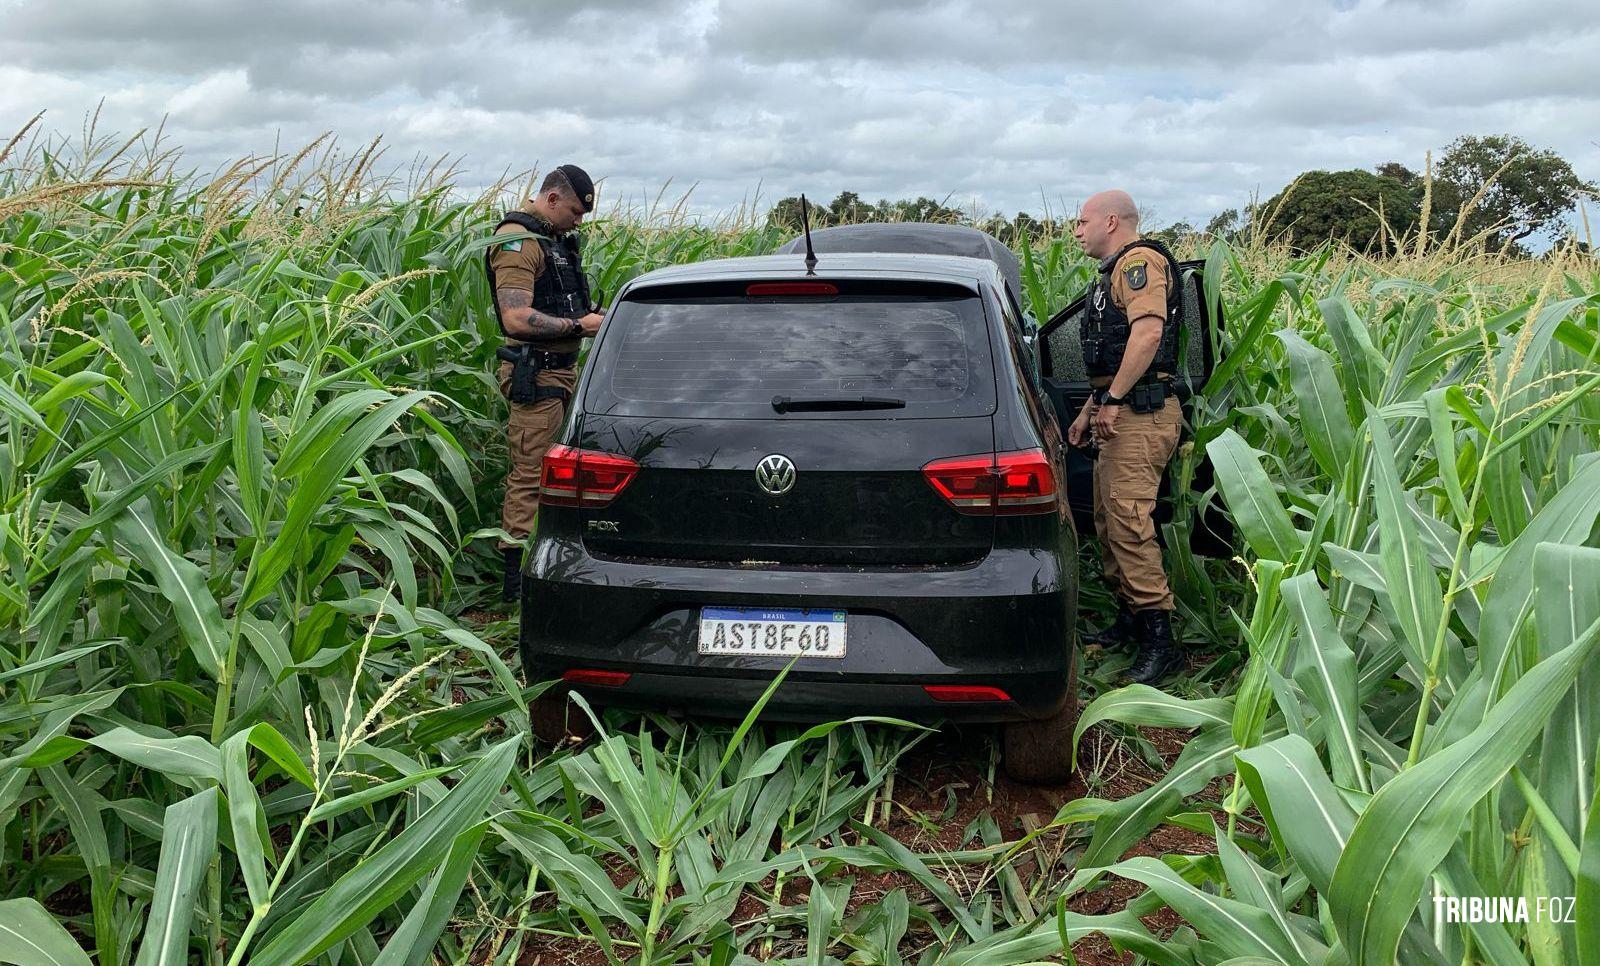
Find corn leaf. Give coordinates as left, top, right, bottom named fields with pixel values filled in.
left=1329, top=614, right=1600, bottom=965
left=1276, top=330, right=1354, bottom=477
left=1080, top=725, right=1251, bottom=868
left=0, top=897, right=92, bottom=966
left=1282, top=572, right=1367, bottom=791
left=1207, top=429, right=1301, bottom=561
left=1479, top=456, right=1600, bottom=699
left=220, top=730, right=271, bottom=910
left=1577, top=773, right=1600, bottom=965
left=1081, top=856, right=1304, bottom=963
left=245, top=391, right=433, bottom=607
left=248, top=736, right=519, bottom=966
left=1236, top=735, right=1355, bottom=895
left=84, top=728, right=222, bottom=783
left=134, top=787, right=218, bottom=966
left=1366, top=402, right=1442, bottom=682
left=113, top=498, right=227, bottom=678
left=370, top=825, right=486, bottom=966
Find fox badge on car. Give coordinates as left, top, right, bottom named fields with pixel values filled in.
left=755, top=454, right=796, bottom=496
left=585, top=520, right=620, bottom=533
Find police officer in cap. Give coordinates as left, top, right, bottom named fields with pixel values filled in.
left=1067, top=189, right=1185, bottom=684
left=486, top=164, right=602, bottom=601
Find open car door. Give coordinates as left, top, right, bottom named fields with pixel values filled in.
left=1037, top=259, right=1234, bottom=556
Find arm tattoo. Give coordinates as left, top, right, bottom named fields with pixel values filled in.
left=495, top=288, right=572, bottom=339
left=523, top=309, right=575, bottom=338
left=496, top=288, right=531, bottom=312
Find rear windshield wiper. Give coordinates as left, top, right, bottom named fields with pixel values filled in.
left=771, top=394, right=907, bottom=413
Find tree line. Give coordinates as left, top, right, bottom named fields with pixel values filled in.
left=768, top=134, right=1594, bottom=255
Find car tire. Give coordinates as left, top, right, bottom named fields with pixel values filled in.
left=530, top=691, right=596, bottom=746
left=1001, top=656, right=1080, bottom=786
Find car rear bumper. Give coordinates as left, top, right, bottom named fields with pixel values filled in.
left=519, top=536, right=1077, bottom=723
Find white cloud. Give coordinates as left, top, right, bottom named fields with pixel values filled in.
left=1, top=0, right=1595, bottom=233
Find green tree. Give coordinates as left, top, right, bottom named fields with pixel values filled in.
left=870, top=195, right=964, bottom=223
left=1430, top=134, right=1594, bottom=250
left=1375, top=161, right=1421, bottom=189
left=769, top=191, right=969, bottom=231
left=1204, top=208, right=1242, bottom=241
left=1257, top=168, right=1421, bottom=253
left=767, top=195, right=834, bottom=231
left=825, top=191, right=869, bottom=223
left=986, top=210, right=1056, bottom=246
left=1151, top=220, right=1197, bottom=248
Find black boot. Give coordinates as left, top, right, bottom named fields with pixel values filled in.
left=502, top=545, right=524, bottom=603
left=1128, top=610, right=1182, bottom=685
left=1083, top=604, right=1137, bottom=651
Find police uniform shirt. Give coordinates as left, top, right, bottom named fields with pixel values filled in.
left=489, top=201, right=548, bottom=297
left=489, top=201, right=580, bottom=394
left=1107, top=245, right=1171, bottom=330
left=488, top=201, right=582, bottom=361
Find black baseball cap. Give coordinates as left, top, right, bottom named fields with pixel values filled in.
left=557, top=164, right=595, bottom=212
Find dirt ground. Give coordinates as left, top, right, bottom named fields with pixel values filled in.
left=471, top=597, right=1216, bottom=964
left=509, top=718, right=1216, bottom=966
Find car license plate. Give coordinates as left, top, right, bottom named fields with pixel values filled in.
left=698, top=607, right=847, bottom=658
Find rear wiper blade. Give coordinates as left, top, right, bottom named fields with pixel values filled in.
left=771, top=394, right=907, bottom=413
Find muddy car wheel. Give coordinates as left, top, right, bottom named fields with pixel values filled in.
left=1002, top=693, right=1078, bottom=785
left=531, top=692, right=596, bottom=746
left=1002, top=654, right=1079, bottom=786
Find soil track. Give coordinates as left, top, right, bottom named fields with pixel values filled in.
left=469, top=604, right=1218, bottom=963
left=510, top=721, right=1215, bottom=965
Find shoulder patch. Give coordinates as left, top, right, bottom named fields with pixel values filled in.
left=1123, top=259, right=1147, bottom=290
left=500, top=239, right=523, bottom=252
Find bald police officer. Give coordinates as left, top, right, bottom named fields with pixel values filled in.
left=486, top=164, right=603, bottom=601
left=1067, top=190, right=1185, bottom=684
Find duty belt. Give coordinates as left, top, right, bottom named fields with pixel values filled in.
left=502, top=347, right=579, bottom=369
left=1096, top=376, right=1179, bottom=414
left=496, top=344, right=578, bottom=405
left=1090, top=372, right=1174, bottom=389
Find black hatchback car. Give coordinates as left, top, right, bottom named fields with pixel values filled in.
left=518, top=224, right=1220, bottom=783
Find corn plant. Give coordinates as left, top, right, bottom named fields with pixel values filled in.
left=0, top=125, right=1153, bottom=964
left=1061, top=243, right=1600, bottom=964
left=7, top=117, right=1600, bottom=964
left=0, top=122, right=559, bottom=963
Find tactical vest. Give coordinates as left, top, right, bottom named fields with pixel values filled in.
left=1080, top=238, right=1182, bottom=380
left=485, top=210, right=590, bottom=357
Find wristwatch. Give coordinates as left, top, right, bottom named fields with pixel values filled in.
left=1098, top=389, right=1126, bottom=406
left=567, top=319, right=585, bottom=338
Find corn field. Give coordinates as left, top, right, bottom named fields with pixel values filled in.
left=2, top=123, right=1599, bottom=965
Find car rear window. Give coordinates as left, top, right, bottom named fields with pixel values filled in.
left=583, top=280, right=997, bottom=419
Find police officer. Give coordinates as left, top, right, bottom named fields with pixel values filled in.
left=486, top=164, right=603, bottom=601
left=1067, top=190, right=1184, bottom=684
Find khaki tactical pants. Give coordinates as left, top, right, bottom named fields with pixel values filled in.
left=1092, top=400, right=1182, bottom=611
left=499, top=360, right=570, bottom=544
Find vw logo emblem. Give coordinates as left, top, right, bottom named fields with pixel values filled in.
left=755, top=454, right=796, bottom=496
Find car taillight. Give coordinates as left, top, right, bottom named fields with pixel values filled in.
left=921, top=448, right=1058, bottom=516
left=924, top=684, right=1012, bottom=702
left=562, top=669, right=630, bottom=687
left=746, top=281, right=839, bottom=297
left=541, top=445, right=639, bottom=508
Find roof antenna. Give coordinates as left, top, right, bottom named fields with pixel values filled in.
left=800, top=194, right=818, bottom=276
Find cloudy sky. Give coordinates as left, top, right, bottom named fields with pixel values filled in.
left=3, top=0, right=1597, bottom=231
